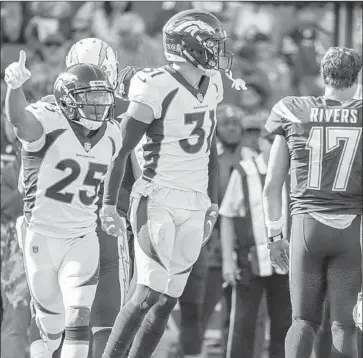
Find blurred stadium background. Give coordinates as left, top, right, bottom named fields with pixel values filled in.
left=1, top=2, right=362, bottom=358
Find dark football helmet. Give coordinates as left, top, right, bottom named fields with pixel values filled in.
left=163, top=9, right=233, bottom=73
left=53, top=63, right=115, bottom=130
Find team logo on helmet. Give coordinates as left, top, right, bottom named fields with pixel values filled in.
left=60, top=73, right=78, bottom=83
left=172, top=20, right=215, bottom=36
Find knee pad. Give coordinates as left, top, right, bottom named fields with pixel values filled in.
left=33, top=302, right=64, bottom=348
left=331, top=323, right=358, bottom=356
left=131, top=285, right=161, bottom=311
left=291, top=318, right=319, bottom=333
left=155, top=294, right=178, bottom=318
left=65, top=306, right=91, bottom=327
left=64, top=307, right=91, bottom=343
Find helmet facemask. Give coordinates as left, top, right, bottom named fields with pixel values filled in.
left=181, top=35, right=233, bottom=74
left=57, top=82, right=115, bottom=130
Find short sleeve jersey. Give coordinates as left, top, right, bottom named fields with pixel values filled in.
left=127, top=65, right=223, bottom=195
left=22, top=100, right=122, bottom=238
left=265, top=96, right=362, bottom=215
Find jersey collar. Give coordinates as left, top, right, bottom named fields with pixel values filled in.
left=163, top=65, right=210, bottom=103
left=68, top=120, right=108, bottom=153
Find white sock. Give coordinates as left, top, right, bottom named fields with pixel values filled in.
left=30, top=340, right=52, bottom=358
left=60, top=341, right=89, bottom=358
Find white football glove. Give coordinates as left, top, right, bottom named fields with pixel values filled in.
left=100, top=208, right=126, bottom=237
left=4, top=50, right=31, bottom=90
left=202, top=203, right=219, bottom=246
left=353, top=292, right=362, bottom=331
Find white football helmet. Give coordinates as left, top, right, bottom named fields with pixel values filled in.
left=66, top=38, right=119, bottom=90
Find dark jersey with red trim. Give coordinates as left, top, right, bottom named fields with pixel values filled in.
left=265, top=96, right=362, bottom=215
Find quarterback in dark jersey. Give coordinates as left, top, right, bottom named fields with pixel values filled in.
left=263, top=47, right=362, bottom=358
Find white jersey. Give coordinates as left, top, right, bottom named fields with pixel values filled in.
left=128, top=65, right=223, bottom=196
left=21, top=101, right=122, bottom=238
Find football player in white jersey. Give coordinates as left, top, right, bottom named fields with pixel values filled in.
left=99, top=9, right=246, bottom=358
left=32, top=38, right=141, bottom=358
left=65, top=38, right=143, bottom=358
left=4, top=52, right=122, bottom=358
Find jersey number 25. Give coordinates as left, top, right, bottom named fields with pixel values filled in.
left=45, top=159, right=108, bottom=205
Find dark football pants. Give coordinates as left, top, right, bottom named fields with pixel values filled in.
left=287, top=214, right=361, bottom=358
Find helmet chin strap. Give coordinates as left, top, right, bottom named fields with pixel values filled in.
left=167, top=50, right=248, bottom=91
left=77, top=107, right=106, bottom=131
left=225, top=70, right=248, bottom=91
left=79, top=118, right=103, bottom=130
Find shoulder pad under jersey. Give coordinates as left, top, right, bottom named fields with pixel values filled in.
left=128, top=67, right=168, bottom=119
left=26, top=100, right=63, bottom=132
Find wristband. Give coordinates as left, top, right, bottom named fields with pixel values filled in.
left=266, top=217, right=283, bottom=237
left=268, top=233, right=283, bottom=243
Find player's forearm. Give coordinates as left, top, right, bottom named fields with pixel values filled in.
left=208, top=137, right=219, bottom=205
left=263, top=182, right=283, bottom=237
left=103, top=114, right=149, bottom=209
left=5, top=87, right=29, bottom=129
left=103, top=150, right=128, bottom=209
left=220, top=216, right=236, bottom=262
left=263, top=135, right=290, bottom=237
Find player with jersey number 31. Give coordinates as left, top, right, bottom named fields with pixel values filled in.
left=262, top=47, right=362, bottom=358
left=4, top=50, right=122, bottom=358
left=99, top=9, right=246, bottom=358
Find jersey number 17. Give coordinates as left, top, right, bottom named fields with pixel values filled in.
left=306, top=126, right=362, bottom=191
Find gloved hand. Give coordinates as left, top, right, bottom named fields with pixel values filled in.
left=5, top=50, right=31, bottom=90
left=202, top=203, right=219, bottom=246
left=100, top=207, right=126, bottom=237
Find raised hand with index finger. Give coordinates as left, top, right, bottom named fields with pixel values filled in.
left=4, top=50, right=31, bottom=90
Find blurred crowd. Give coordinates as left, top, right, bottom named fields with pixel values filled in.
left=1, top=2, right=362, bottom=358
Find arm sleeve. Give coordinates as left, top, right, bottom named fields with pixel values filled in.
left=109, top=120, right=123, bottom=161
left=103, top=115, right=150, bottom=206
left=219, top=169, right=245, bottom=218
left=128, top=72, right=163, bottom=119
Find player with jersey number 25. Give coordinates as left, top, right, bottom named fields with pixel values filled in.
left=99, top=9, right=246, bottom=358
left=262, top=47, right=362, bottom=358
left=4, top=50, right=122, bottom=358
